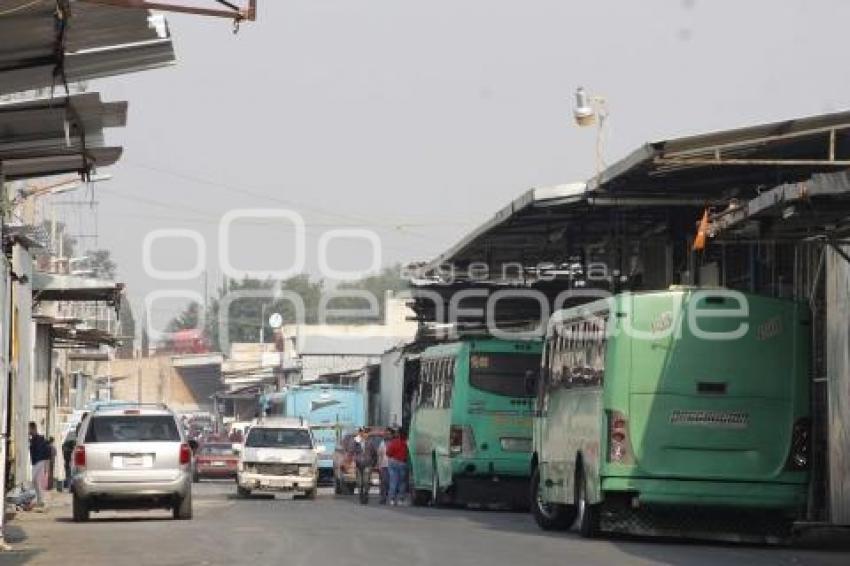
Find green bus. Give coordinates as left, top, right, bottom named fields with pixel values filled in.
left=531, top=288, right=810, bottom=540
left=409, top=338, right=543, bottom=508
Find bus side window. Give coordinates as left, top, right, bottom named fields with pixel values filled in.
left=419, top=361, right=434, bottom=408
left=444, top=358, right=454, bottom=408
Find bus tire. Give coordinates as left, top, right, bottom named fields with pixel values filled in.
left=531, top=467, right=573, bottom=531
left=575, top=467, right=599, bottom=538
left=431, top=460, right=448, bottom=507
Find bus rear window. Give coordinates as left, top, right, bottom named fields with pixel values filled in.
left=469, top=353, right=540, bottom=397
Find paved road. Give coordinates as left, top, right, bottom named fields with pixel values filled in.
left=1, top=482, right=847, bottom=566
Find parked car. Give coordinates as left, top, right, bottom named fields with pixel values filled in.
left=70, top=404, right=193, bottom=522
left=193, top=442, right=239, bottom=482
left=236, top=417, right=318, bottom=499
left=333, top=427, right=388, bottom=496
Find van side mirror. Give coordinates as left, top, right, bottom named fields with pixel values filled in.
left=188, top=439, right=199, bottom=452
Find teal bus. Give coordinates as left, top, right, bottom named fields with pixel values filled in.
left=531, top=288, right=810, bottom=540
left=409, top=338, right=543, bottom=508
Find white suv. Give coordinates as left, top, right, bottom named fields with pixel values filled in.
left=237, top=418, right=318, bottom=499
left=71, top=405, right=193, bottom=521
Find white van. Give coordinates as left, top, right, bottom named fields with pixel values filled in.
left=236, top=417, right=318, bottom=499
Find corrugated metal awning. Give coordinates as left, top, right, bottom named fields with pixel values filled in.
left=0, top=91, right=126, bottom=179
left=0, top=0, right=174, bottom=97
left=31, top=271, right=124, bottom=304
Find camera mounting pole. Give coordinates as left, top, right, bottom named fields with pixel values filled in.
left=78, top=1, right=257, bottom=25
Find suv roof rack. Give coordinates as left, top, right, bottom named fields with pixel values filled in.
left=91, top=402, right=171, bottom=413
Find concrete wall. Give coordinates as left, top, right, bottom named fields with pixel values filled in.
left=95, top=356, right=218, bottom=413
left=826, top=247, right=850, bottom=525
left=378, top=349, right=405, bottom=428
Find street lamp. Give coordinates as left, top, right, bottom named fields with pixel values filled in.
left=572, top=86, right=609, bottom=179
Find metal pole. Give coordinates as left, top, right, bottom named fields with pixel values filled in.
left=0, top=162, right=10, bottom=551
left=260, top=304, right=266, bottom=344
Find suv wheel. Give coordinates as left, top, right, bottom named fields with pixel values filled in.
left=72, top=493, right=89, bottom=522
left=174, top=490, right=193, bottom=520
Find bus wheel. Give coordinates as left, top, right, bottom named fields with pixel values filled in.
left=431, top=463, right=447, bottom=507
left=531, top=467, right=574, bottom=531
left=575, top=467, right=600, bottom=538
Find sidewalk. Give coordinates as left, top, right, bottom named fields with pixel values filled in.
left=1, top=490, right=71, bottom=560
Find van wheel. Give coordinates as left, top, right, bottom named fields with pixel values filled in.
left=72, top=493, right=89, bottom=522
left=531, top=467, right=574, bottom=530
left=237, top=485, right=251, bottom=498
left=575, top=467, right=599, bottom=538
left=303, top=488, right=317, bottom=500
left=174, top=490, right=193, bottom=520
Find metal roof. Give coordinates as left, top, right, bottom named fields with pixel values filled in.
left=31, top=271, right=124, bottom=304
left=0, top=91, right=126, bottom=179
left=591, top=109, right=850, bottom=197
left=0, top=0, right=174, bottom=97
left=420, top=109, right=850, bottom=278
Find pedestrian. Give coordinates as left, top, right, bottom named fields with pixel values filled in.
left=377, top=429, right=391, bottom=504
left=61, top=430, right=76, bottom=490
left=28, top=422, right=52, bottom=509
left=385, top=429, right=409, bottom=506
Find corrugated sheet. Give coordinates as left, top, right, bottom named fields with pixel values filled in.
left=825, top=247, right=850, bottom=525
left=0, top=0, right=174, bottom=96
left=0, top=91, right=126, bottom=179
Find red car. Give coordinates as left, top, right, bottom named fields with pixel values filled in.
left=193, top=442, right=239, bottom=482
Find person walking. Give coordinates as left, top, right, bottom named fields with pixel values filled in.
left=377, top=429, right=391, bottom=504
left=29, top=422, right=52, bottom=509
left=385, top=429, right=409, bottom=506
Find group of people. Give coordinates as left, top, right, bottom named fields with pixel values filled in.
left=354, top=427, right=409, bottom=506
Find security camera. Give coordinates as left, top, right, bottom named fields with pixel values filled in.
left=573, top=86, right=596, bottom=127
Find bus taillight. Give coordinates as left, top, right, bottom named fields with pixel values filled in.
left=450, top=426, right=475, bottom=456
left=787, top=418, right=811, bottom=471
left=607, top=410, right=633, bottom=464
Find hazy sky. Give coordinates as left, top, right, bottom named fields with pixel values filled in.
left=65, top=0, right=850, bottom=328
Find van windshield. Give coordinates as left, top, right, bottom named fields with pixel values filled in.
left=85, top=416, right=180, bottom=443
left=245, top=428, right=313, bottom=449
left=469, top=353, right=541, bottom=398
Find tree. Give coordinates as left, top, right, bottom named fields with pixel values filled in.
left=116, top=296, right=137, bottom=359
left=85, top=249, right=117, bottom=280
left=167, top=301, right=202, bottom=332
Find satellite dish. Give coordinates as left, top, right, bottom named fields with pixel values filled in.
left=268, top=312, right=284, bottom=329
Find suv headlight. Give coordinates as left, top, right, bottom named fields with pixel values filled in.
left=299, top=465, right=313, bottom=477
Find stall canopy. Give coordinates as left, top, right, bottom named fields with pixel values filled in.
left=0, top=0, right=174, bottom=97
left=410, top=110, right=850, bottom=327
left=0, top=91, right=126, bottom=179
left=419, top=109, right=850, bottom=281
left=31, top=271, right=123, bottom=305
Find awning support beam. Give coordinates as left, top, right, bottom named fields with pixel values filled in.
left=79, top=0, right=257, bottom=22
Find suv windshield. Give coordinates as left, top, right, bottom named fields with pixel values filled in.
left=469, top=353, right=541, bottom=398
left=245, top=428, right=313, bottom=449
left=85, top=415, right=180, bottom=443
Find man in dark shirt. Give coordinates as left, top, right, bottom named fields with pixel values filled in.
left=29, top=422, right=52, bottom=507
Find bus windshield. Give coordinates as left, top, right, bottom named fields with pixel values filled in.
left=469, top=353, right=540, bottom=397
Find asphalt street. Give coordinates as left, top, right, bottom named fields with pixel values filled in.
left=0, top=482, right=847, bottom=566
